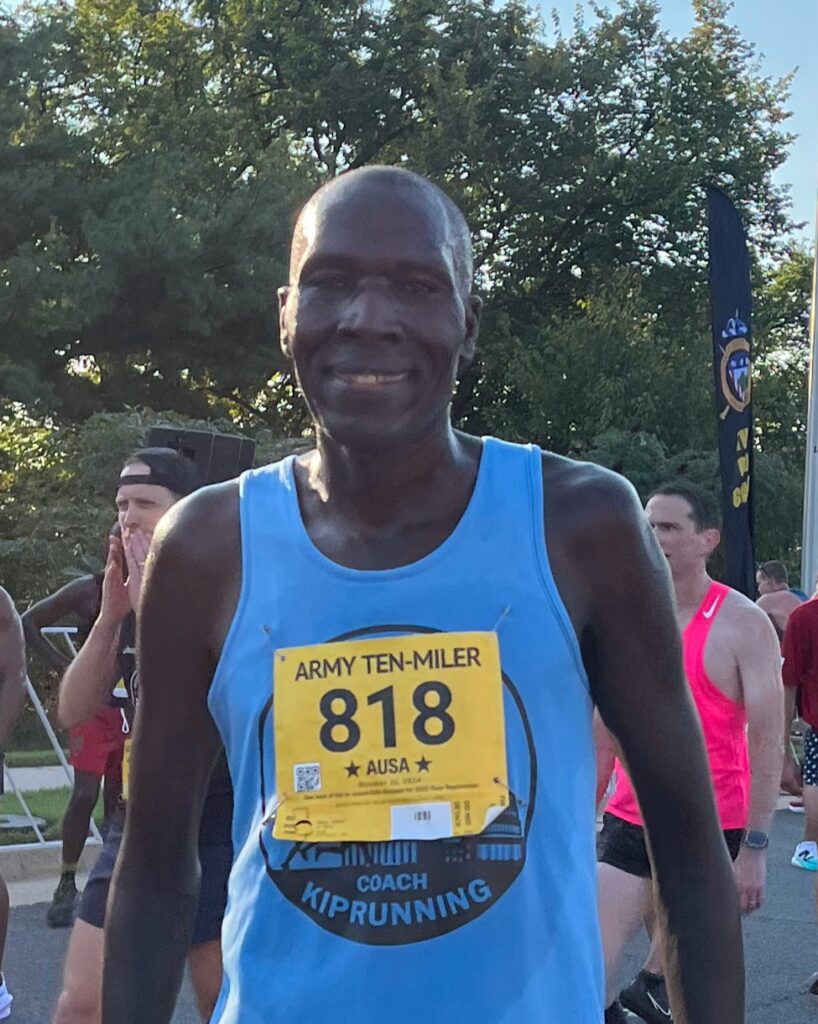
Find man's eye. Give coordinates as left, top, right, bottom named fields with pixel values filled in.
left=309, top=274, right=350, bottom=291
left=399, top=279, right=437, bottom=296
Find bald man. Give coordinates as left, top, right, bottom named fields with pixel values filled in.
left=103, top=167, right=743, bottom=1023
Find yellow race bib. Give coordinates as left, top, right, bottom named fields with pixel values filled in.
left=272, top=631, right=508, bottom=843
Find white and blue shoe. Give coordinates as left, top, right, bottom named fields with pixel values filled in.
left=792, top=841, right=818, bottom=872
left=0, top=974, right=13, bottom=1019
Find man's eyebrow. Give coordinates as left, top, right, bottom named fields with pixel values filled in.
left=300, top=252, right=454, bottom=281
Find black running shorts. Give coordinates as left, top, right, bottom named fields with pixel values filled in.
left=77, top=814, right=233, bottom=945
left=597, top=812, right=743, bottom=879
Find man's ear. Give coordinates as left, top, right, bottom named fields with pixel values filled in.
left=278, top=286, right=291, bottom=359
left=703, top=528, right=721, bottom=558
left=460, top=293, right=482, bottom=365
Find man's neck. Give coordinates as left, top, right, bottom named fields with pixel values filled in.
left=307, top=423, right=475, bottom=528
left=672, top=566, right=714, bottom=617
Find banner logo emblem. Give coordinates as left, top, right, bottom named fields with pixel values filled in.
left=719, top=315, right=751, bottom=417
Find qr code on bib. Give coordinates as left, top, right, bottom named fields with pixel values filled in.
left=294, top=762, right=322, bottom=793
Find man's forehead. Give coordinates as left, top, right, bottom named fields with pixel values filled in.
left=293, top=180, right=455, bottom=276
left=115, top=482, right=172, bottom=502
left=645, top=495, right=693, bottom=519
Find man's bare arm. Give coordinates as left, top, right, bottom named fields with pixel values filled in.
left=22, top=576, right=98, bottom=673
left=58, top=540, right=130, bottom=727
left=725, top=601, right=783, bottom=913
left=0, top=588, right=28, bottom=750
left=546, top=463, right=743, bottom=1024
left=736, top=603, right=784, bottom=836
left=102, top=482, right=239, bottom=1024
left=58, top=616, right=120, bottom=728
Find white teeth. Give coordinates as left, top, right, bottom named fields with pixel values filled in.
left=343, top=373, right=406, bottom=384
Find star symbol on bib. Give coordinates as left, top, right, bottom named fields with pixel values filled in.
left=416, top=756, right=432, bottom=773
left=345, top=761, right=361, bottom=777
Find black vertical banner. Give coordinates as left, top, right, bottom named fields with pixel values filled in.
left=707, top=187, right=755, bottom=596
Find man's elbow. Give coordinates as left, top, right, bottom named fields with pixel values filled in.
left=20, top=613, right=40, bottom=644
left=57, top=691, right=83, bottom=730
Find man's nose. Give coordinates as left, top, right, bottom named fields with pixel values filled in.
left=337, top=282, right=402, bottom=343
left=121, top=507, right=139, bottom=529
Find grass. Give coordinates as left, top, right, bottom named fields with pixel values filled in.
left=0, top=786, right=103, bottom=846
left=5, top=749, right=66, bottom=769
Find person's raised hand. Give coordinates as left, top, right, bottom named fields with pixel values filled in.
left=100, top=534, right=131, bottom=624
left=123, top=529, right=151, bottom=612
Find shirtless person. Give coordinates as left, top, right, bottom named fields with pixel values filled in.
left=0, top=587, right=31, bottom=1019
left=756, top=561, right=802, bottom=639
left=597, top=481, right=783, bottom=1023
left=104, top=167, right=743, bottom=1024
left=756, top=560, right=805, bottom=800
left=23, top=533, right=127, bottom=928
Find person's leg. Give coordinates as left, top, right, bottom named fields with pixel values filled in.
left=642, top=900, right=662, bottom=974
left=0, top=869, right=10, bottom=1018
left=623, top=829, right=743, bottom=1023
left=596, top=814, right=655, bottom=1007
left=619, top=900, right=672, bottom=1024
left=804, top=783, right=818, bottom=844
left=598, top=863, right=651, bottom=1006
left=793, top=729, right=818, bottom=870
left=0, top=872, right=8, bottom=972
left=51, top=919, right=104, bottom=1024
left=102, top=755, right=123, bottom=826
left=187, top=940, right=223, bottom=1022
left=62, top=772, right=102, bottom=866
left=48, top=771, right=101, bottom=928
left=187, top=839, right=231, bottom=1020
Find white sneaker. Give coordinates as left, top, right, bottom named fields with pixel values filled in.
left=0, top=975, right=13, bottom=1019
left=792, top=841, right=818, bottom=872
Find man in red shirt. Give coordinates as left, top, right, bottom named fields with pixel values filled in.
left=782, top=592, right=818, bottom=871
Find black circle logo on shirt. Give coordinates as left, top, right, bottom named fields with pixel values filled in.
left=256, top=625, right=537, bottom=946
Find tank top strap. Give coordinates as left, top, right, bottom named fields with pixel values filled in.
left=458, top=437, right=545, bottom=551
left=682, top=581, right=731, bottom=696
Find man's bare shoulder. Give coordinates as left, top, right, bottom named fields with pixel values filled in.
left=719, top=587, right=779, bottom=648
left=152, top=480, right=240, bottom=572
left=0, top=587, right=17, bottom=623
left=540, top=452, right=643, bottom=534
left=758, top=590, right=801, bottom=614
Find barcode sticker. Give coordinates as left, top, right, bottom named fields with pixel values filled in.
left=390, top=802, right=453, bottom=840
left=294, top=763, right=322, bottom=793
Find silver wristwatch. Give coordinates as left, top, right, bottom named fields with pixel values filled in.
left=741, top=829, right=769, bottom=850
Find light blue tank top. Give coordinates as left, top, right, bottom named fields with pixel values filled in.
left=208, top=437, right=603, bottom=1023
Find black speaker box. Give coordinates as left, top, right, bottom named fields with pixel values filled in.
left=146, top=427, right=256, bottom=488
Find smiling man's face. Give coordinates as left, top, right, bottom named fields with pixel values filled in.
left=279, top=174, right=479, bottom=451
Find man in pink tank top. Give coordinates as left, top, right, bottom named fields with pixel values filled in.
left=596, top=481, right=783, bottom=1024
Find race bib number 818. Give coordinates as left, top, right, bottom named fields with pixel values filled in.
left=272, top=632, right=508, bottom=843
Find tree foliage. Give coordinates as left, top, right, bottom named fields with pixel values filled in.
left=0, top=0, right=812, bottom=589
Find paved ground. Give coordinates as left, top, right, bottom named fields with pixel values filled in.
left=3, top=808, right=817, bottom=1022
left=6, top=766, right=72, bottom=792
left=621, top=808, right=818, bottom=1023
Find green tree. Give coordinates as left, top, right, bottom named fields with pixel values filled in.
left=0, top=0, right=810, bottom=580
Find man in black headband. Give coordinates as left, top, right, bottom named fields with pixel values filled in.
left=54, top=447, right=232, bottom=1024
